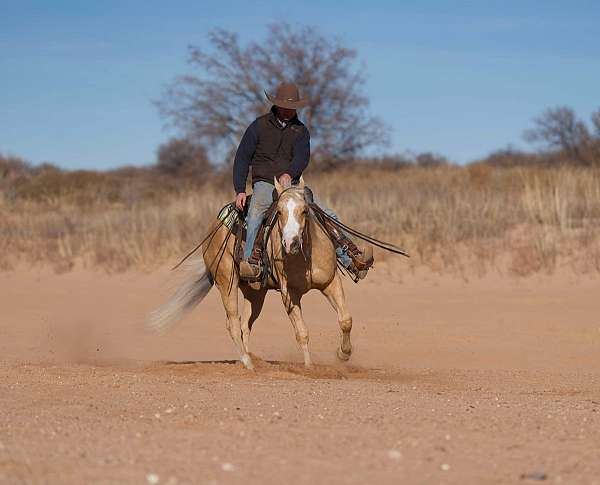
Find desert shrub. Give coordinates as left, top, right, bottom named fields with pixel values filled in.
left=156, top=138, right=213, bottom=179
left=1, top=164, right=600, bottom=275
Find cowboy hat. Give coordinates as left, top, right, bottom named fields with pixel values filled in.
left=264, top=82, right=309, bottom=109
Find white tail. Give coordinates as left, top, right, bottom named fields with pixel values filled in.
left=146, top=257, right=214, bottom=333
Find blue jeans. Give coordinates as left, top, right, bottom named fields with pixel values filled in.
left=243, top=181, right=353, bottom=268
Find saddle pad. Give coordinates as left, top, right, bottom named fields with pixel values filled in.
left=217, top=203, right=243, bottom=231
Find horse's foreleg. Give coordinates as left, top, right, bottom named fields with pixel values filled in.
left=321, top=274, right=353, bottom=361
left=216, top=282, right=254, bottom=370
left=282, top=288, right=312, bottom=368
left=240, top=286, right=267, bottom=354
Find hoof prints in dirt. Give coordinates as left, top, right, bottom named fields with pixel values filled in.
left=151, top=355, right=370, bottom=381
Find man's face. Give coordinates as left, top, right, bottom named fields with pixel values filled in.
left=276, top=106, right=296, bottom=121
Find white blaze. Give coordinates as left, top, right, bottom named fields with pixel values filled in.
left=282, top=198, right=300, bottom=250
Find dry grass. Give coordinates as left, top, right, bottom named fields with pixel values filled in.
left=1, top=165, right=600, bottom=276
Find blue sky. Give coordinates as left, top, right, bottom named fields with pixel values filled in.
left=1, top=0, right=599, bottom=169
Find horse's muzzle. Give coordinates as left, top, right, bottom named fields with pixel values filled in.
left=283, top=236, right=300, bottom=255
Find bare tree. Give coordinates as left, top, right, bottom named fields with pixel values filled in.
left=524, top=106, right=595, bottom=165
left=588, top=109, right=600, bottom=163
left=592, top=109, right=600, bottom=138
left=157, top=24, right=389, bottom=167
left=156, top=138, right=212, bottom=178
left=414, top=152, right=449, bottom=169
left=0, top=154, right=31, bottom=183
left=477, top=147, right=543, bottom=168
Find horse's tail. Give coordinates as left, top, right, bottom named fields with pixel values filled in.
left=146, top=256, right=214, bottom=333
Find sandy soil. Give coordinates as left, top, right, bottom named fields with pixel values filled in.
left=1, top=263, right=600, bottom=484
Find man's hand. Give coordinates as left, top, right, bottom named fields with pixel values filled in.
left=235, top=192, right=247, bottom=211
left=278, top=173, right=292, bottom=188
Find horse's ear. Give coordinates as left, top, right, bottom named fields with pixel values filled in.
left=303, top=186, right=314, bottom=204
left=274, top=176, right=284, bottom=195
left=298, top=176, right=305, bottom=189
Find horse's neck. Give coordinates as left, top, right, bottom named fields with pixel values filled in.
left=307, top=216, right=332, bottom=249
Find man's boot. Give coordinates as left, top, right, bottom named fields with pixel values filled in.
left=239, top=236, right=264, bottom=282
left=325, top=217, right=374, bottom=280
left=347, top=244, right=374, bottom=280
left=345, top=243, right=374, bottom=280
left=321, top=217, right=374, bottom=280
left=239, top=260, right=262, bottom=281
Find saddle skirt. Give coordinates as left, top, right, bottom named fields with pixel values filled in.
left=216, top=198, right=279, bottom=266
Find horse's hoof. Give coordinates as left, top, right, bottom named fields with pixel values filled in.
left=337, top=347, right=352, bottom=361
left=241, top=354, right=254, bottom=370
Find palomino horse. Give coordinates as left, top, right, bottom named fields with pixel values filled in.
left=148, top=177, right=353, bottom=370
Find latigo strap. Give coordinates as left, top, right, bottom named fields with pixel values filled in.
left=308, top=204, right=409, bottom=258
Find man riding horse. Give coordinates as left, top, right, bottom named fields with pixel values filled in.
left=148, top=83, right=409, bottom=368
left=233, top=81, right=374, bottom=281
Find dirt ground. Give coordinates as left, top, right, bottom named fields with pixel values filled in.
left=1, top=263, right=600, bottom=484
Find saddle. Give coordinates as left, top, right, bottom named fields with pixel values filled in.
left=216, top=195, right=279, bottom=275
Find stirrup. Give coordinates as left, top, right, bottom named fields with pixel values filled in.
left=347, top=246, right=374, bottom=281
left=349, top=245, right=374, bottom=270
left=239, top=260, right=263, bottom=282
left=347, top=263, right=370, bottom=281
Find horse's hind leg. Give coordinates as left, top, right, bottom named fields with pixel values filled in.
left=240, top=286, right=267, bottom=354
left=321, top=274, right=353, bottom=361
left=216, top=282, right=254, bottom=370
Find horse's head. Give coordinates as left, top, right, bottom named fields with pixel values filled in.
left=274, top=176, right=309, bottom=256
